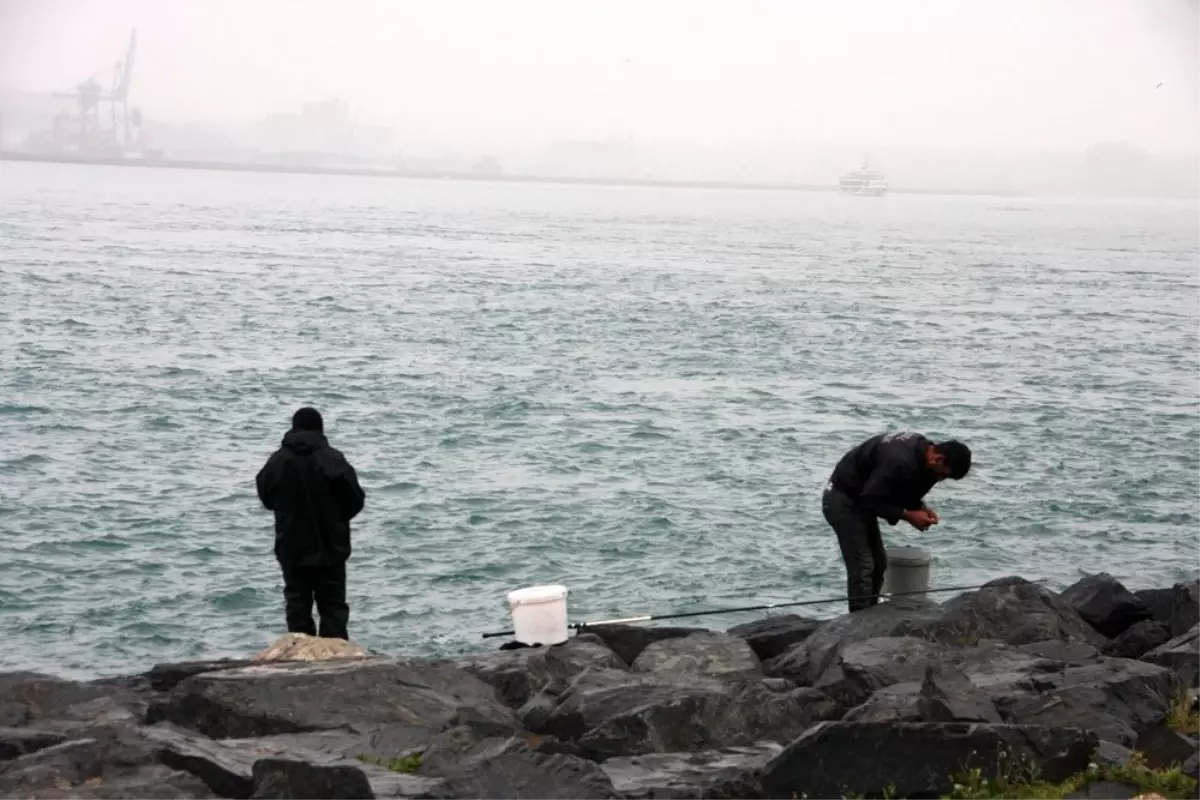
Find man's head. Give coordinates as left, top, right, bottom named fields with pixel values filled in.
left=924, top=440, right=971, bottom=481
left=292, top=407, right=324, bottom=433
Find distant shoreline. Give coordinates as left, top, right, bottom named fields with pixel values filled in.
left=0, top=150, right=1030, bottom=198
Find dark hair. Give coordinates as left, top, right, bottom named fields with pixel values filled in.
left=935, top=440, right=971, bottom=479
left=292, top=407, right=324, bottom=432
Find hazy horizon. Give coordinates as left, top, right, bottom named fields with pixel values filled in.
left=1, top=0, right=1197, bottom=159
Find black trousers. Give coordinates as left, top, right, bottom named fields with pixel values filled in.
left=822, top=487, right=888, bottom=613
left=279, top=562, right=349, bottom=639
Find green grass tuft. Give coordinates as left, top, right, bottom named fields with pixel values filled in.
left=1166, top=690, right=1199, bottom=736
left=357, top=752, right=423, bottom=774
left=942, top=751, right=1197, bottom=800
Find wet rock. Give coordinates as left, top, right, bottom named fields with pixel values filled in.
left=726, top=615, right=822, bottom=662
left=143, top=661, right=260, bottom=694
left=453, top=634, right=625, bottom=709
left=982, top=655, right=1173, bottom=746
left=1061, top=573, right=1154, bottom=639
left=582, top=625, right=709, bottom=667
left=0, top=673, right=128, bottom=728
left=140, top=722, right=258, bottom=798
left=1134, top=726, right=1199, bottom=770
left=254, top=634, right=370, bottom=662
left=918, top=663, right=1003, bottom=723
left=1135, top=581, right=1200, bottom=639
left=630, top=632, right=761, bottom=678
left=760, top=721, right=1098, bottom=800
left=1018, top=639, right=1105, bottom=665
left=532, top=670, right=839, bottom=760
left=601, top=743, right=783, bottom=799
left=812, top=636, right=943, bottom=707
left=926, top=577, right=1106, bottom=648
left=1104, top=620, right=1173, bottom=660
left=1141, top=624, right=1199, bottom=689
left=763, top=601, right=941, bottom=684
left=0, top=727, right=67, bottom=760
left=842, top=683, right=924, bottom=723
left=0, top=726, right=216, bottom=800
left=145, top=658, right=518, bottom=756
left=249, top=757, right=376, bottom=799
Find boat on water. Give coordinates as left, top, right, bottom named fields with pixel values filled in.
left=838, top=159, right=888, bottom=196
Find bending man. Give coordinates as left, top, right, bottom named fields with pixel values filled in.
left=822, top=431, right=971, bottom=612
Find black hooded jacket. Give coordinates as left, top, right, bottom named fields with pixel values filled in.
left=256, top=429, right=366, bottom=566
left=828, top=431, right=938, bottom=525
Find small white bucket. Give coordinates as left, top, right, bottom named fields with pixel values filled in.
left=507, top=584, right=569, bottom=646
left=883, top=546, right=933, bottom=601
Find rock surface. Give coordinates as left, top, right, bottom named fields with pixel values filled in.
left=1135, top=581, right=1200, bottom=639
left=726, top=616, right=822, bottom=662
left=1061, top=573, right=1155, bottom=639
left=760, top=721, right=1098, bottom=799
left=253, top=634, right=370, bottom=663
left=2, top=573, right=1197, bottom=800
left=1103, top=620, right=1173, bottom=660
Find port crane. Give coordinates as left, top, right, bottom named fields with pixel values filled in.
left=53, top=29, right=139, bottom=154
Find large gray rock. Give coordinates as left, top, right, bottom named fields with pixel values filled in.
left=925, top=577, right=1107, bottom=648
left=582, top=625, right=709, bottom=667
left=1061, top=573, right=1154, bottom=639
left=0, top=726, right=217, bottom=799
left=1140, top=624, right=1200, bottom=689
left=453, top=634, right=626, bottom=708
left=0, top=727, right=69, bottom=760
left=841, top=683, right=923, bottom=723
left=630, top=633, right=761, bottom=678
left=1135, top=580, right=1200, bottom=638
left=726, top=616, right=822, bottom=662
left=811, top=636, right=944, bottom=707
left=918, top=663, right=1003, bottom=723
left=1103, top=620, right=1172, bottom=660
left=0, top=673, right=142, bottom=729
left=601, top=743, right=783, bottom=799
left=760, top=722, right=1098, bottom=800
left=146, top=658, right=518, bottom=757
left=1134, top=726, right=1198, bottom=770
left=763, top=601, right=941, bottom=684
left=531, top=670, right=839, bottom=760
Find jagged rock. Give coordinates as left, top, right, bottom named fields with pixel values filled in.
left=1141, top=625, right=1200, bottom=689
left=982, top=654, right=1173, bottom=746
left=842, top=683, right=924, bottom=723
left=760, top=721, right=1098, bottom=800
left=532, top=670, right=839, bottom=760
left=1104, top=621, right=1173, bottom=660
left=250, top=758, right=376, bottom=799
left=763, top=601, right=942, bottom=684
left=254, top=634, right=370, bottom=662
left=1134, top=726, right=1199, bottom=770
left=926, top=577, right=1106, bottom=648
left=582, top=625, right=709, bottom=667
left=726, top=616, right=822, bottom=662
left=812, top=636, right=944, bottom=707
left=1095, top=740, right=1135, bottom=767
left=0, top=673, right=132, bottom=728
left=0, top=727, right=68, bottom=760
left=1018, top=639, right=1104, bottom=665
left=144, top=661, right=261, bottom=694
left=0, top=726, right=217, bottom=799
left=918, top=663, right=1003, bottom=723
left=630, top=633, right=761, bottom=678
left=453, top=634, right=625, bottom=709
left=1061, top=574, right=1154, bottom=639
left=601, top=743, right=783, bottom=799
left=1135, top=581, right=1200, bottom=639
left=146, top=658, right=518, bottom=757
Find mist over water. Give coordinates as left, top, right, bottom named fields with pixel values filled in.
left=0, top=162, right=1196, bottom=678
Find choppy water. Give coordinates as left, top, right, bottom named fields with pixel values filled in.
left=1, top=161, right=1197, bottom=679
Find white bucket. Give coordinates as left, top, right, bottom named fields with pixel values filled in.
left=507, top=585, right=569, bottom=646
left=883, top=546, right=933, bottom=602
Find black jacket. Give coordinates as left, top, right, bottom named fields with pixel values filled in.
left=828, top=431, right=937, bottom=525
left=256, top=430, right=366, bottom=566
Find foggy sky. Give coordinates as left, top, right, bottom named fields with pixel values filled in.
left=1, top=0, right=1196, bottom=156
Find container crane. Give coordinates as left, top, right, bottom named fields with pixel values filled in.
left=53, top=28, right=138, bottom=154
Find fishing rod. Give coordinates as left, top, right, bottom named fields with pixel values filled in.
left=480, top=579, right=1046, bottom=639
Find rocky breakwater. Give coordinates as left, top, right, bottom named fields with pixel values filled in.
left=0, top=574, right=1196, bottom=799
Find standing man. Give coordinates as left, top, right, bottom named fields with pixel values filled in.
left=822, top=431, right=971, bottom=612
left=256, top=407, right=366, bottom=639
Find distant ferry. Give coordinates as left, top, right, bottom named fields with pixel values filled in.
left=838, top=159, right=888, bottom=196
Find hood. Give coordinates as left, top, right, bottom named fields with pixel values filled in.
left=282, top=429, right=329, bottom=456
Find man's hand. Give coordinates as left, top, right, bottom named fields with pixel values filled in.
left=902, top=509, right=938, bottom=531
